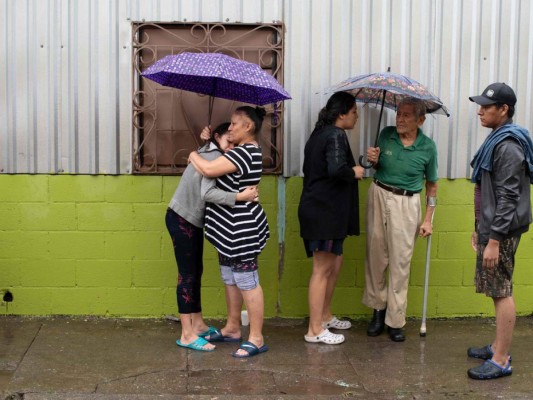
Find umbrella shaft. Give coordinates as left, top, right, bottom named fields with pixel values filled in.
left=208, top=96, right=215, bottom=126
left=374, top=90, right=387, bottom=147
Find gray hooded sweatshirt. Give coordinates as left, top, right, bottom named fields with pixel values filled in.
left=168, top=142, right=236, bottom=228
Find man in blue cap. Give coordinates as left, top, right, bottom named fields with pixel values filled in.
left=467, top=82, right=533, bottom=379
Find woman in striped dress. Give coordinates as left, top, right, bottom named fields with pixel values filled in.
left=166, top=123, right=258, bottom=352
left=188, top=106, right=270, bottom=358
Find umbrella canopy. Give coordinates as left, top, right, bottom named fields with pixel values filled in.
left=325, top=71, right=450, bottom=116
left=141, top=52, right=291, bottom=107
left=325, top=70, right=450, bottom=167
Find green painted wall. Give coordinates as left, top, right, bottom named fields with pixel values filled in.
left=1, top=175, right=532, bottom=318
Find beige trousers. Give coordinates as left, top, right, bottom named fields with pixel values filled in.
left=362, top=182, right=421, bottom=328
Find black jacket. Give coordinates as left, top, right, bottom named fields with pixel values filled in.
left=478, top=138, right=532, bottom=243
left=298, top=125, right=360, bottom=240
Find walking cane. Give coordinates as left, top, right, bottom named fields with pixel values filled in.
left=419, top=210, right=435, bottom=337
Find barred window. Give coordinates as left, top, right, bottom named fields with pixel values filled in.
left=132, top=22, right=286, bottom=174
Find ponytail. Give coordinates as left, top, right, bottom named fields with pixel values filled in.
left=315, top=92, right=356, bottom=130
left=235, top=106, right=266, bottom=134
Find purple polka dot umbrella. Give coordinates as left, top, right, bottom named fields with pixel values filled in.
left=141, top=52, right=291, bottom=122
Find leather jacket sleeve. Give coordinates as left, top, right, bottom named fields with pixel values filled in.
left=325, top=130, right=356, bottom=180
left=488, top=139, right=525, bottom=241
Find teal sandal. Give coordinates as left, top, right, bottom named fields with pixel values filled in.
left=176, top=337, right=214, bottom=352
left=198, top=325, right=218, bottom=338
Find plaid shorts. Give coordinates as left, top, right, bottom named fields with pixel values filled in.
left=475, top=235, right=521, bottom=297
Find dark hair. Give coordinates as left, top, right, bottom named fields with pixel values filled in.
left=315, top=92, right=356, bottom=130
left=235, top=106, right=266, bottom=134
left=495, top=102, right=515, bottom=118
left=209, top=122, right=230, bottom=149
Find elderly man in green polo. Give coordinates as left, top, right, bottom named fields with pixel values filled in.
left=362, top=97, right=438, bottom=342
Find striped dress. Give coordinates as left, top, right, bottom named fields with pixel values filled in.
left=205, top=143, right=270, bottom=261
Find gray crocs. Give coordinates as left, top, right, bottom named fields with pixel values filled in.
left=468, top=359, right=512, bottom=380
left=467, top=344, right=493, bottom=359
left=467, top=344, right=511, bottom=362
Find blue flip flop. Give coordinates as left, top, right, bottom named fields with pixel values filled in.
left=231, top=341, right=269, bottom=358
left=198, top=325, right=218, bottom=338
left=206, top=328, right=241, bottom=343
left=176, top=337, right=214, bottom=352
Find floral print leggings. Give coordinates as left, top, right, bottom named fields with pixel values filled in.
left=165, top=209, right=203, bottom=314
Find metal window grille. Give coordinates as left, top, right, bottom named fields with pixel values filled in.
left=132, top=22, right=285, bottom=174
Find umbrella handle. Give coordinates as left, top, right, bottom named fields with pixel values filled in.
left=358, top=155, right=373, bottom=169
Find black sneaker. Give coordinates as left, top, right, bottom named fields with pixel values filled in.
left=468, top=359, right=512, bottom=380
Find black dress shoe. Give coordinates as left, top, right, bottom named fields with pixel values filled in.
left=366, top=309, right=386, bottom=337
left=388, top=327, right=405, bottom=342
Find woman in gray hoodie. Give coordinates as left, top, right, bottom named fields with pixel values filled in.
left=166, top=123, right=257, bottom=352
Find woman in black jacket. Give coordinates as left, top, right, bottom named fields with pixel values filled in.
left=299, top=91, right=364, bottom=345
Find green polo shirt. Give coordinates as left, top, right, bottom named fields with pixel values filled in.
left=374, top=126, right=438, bottom=192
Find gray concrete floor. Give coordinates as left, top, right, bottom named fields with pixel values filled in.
left=1, top=316, right=533, bottom=399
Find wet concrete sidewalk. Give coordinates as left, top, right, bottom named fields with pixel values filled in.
left=1, top=316, right=533, bottom=399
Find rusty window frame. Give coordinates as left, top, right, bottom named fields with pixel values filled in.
left=131, top=22, right=286, bottom=175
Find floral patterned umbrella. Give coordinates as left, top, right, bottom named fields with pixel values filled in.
left=325, top=71, right=450, bottom=116
left=141, top=52, right=291, bottom=123
left=325, top=70, right=450, bottom=167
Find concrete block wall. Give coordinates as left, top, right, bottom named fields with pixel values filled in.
left=1, top=175, right=532, bottom=318
left=280, top=178, right=533, bottom=319
left=0, top=175, right=276, bottom=317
